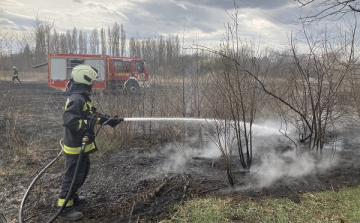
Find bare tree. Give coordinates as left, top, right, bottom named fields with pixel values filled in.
left=193, top=5, right=266, bottom=185
left=3, top=31, right=17, bottom=66
left=100, top=28, right=107, bottom=55
left=51, top=29, right=60, bottom=53
left=83, top=32, right=88, bottom=54
left=120, top=24, right=126, bottom=57
left=296, top=0, right=360, bottom=23
left=90, top=28, right=100, bottom=55
left=141, top=37, right=156, bottom=69
left=71, top=27, right=78, bottom=53
left=0, top=31, right=18, bottom=76
left=31, top=16, right=53, bottom=65
left=17, top=33, right=33, bottom=70
left=78, top=30, right=87, bottom=54
left=166, top=38, right=173, bottom=66
left=107, top=27, right=112, bottom=56
left=264, top=16, right=356, bottom=153
left=129, top=37, right=137, bottom=57
left=158, top=37, right=165, bottom=68
left=109, top=22, right=120, bottom=56
left=66, top=30, right=72, bottom=53
left=59, top=33, right=68, bottom=53
left=128, top=37, right=141, bottom=58
left=22, top=44, right=32, bottom=70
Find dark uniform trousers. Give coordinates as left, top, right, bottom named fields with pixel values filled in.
left=59, top=153, right=90, bottom=199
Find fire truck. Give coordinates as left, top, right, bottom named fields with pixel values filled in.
left=46, top=53, right=149, bottom=94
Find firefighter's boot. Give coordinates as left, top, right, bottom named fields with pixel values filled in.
left=73, top=194, right=86, bottom=205
left=58, top=207, right=83, bottom=221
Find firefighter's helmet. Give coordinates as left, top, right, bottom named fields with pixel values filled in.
left=71, top=65, right=98, bottom=85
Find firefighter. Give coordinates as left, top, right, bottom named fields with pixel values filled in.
left=58, top=64, right=123, bottom=221
left=12, top=66, right=21, bottom=83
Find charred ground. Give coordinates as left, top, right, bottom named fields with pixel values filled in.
left=1, top=82, right=360, bottom=223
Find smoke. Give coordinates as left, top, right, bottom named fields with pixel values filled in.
left=241, top=120, right=340, bottom=189
left=157, top=119, right=340, bottom=190
left=159, top=143, right=222, bottom=173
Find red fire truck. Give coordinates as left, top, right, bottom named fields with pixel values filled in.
left=47, top=53, right=149, bottom=94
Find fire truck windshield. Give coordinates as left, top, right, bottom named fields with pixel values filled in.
left=113, top=60, right=124, bottom=71
left=134, top=60, right=144, bottom=72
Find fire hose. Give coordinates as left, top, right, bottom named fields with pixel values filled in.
left=18, top=139, right=63, bottom=223
left=18, top=117, right=115, bottom=223
left=18, top=117, right=208, bottom=223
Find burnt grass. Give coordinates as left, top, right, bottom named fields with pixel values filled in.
left=1, top=82, right=360, bottom=223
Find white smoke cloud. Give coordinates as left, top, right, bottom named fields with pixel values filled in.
left=156, top=119, right=340, bottom=190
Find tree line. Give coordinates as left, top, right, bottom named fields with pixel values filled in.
left=0, top=16, right=183, bottom=75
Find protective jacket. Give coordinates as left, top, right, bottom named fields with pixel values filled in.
left=62, top=83, right=98, bottom=155
left=13, top=68, right=18, bottom=76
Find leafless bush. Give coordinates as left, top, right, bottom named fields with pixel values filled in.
left=189, top=4, right=269, bottom=185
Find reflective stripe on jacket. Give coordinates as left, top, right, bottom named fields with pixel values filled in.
left=63, top=143, right=96, bottom=155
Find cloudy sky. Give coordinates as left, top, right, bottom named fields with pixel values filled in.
left=0, top=0, right=336, bottom=51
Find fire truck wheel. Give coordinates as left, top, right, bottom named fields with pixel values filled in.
left=125, top=81, right=141, bottom=95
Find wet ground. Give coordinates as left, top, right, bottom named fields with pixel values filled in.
left=1, top=82, right=360, bottom=223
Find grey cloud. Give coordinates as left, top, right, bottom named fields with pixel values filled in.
left=168, top=0, right=292, bottom=10
left=118, top=0, right=226, bottom=39
left=264, top=5, right=303, bottom=28
left=85, top=2, right=128, bottom=20
left=0, top=18, right=16, bottom=26
left=170, top=0, right=234, bottom=10
left=120, top=0, right=297, bottom=41
left=86, top=1, right=108, bottom=11
left=0, top=8, right=32, bottom=31
left=237, top=0, right=293, bottom=10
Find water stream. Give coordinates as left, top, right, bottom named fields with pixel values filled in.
left=124, top=117, right=280, bottom=130
left=123, top=117, right=211, bottom=122
left=122, top=117, right=284, bottom=136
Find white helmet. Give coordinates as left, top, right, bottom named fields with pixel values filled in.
left=71, top=65, right=98, bottom=85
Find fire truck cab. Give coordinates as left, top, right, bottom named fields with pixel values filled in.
left=48, top=53, right=149, bottom=94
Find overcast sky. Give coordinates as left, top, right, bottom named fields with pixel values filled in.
left=0, top=0, right=335, bottom=51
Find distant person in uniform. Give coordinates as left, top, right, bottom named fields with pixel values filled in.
left=12, top=66, right=21, bottom=83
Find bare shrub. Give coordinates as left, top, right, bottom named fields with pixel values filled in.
left=191, top=4, right=268, bottom=185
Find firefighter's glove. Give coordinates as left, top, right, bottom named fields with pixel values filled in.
left=106, top=115, right=123, bottom=127
left=87, top=112, right=99, bottom=122
left=84, top=119, right=95, bottom=143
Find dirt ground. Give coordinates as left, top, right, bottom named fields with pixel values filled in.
left=1, top=81, right=360, bottom=223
